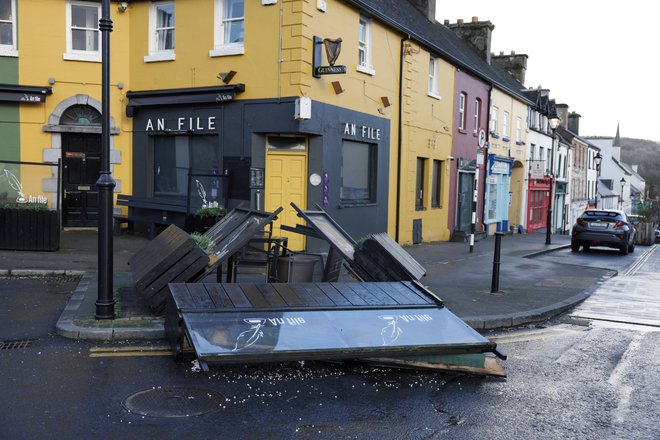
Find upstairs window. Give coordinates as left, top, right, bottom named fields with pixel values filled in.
left=490, top=106, right=498, bottom=134
left=0, top=0, right=17, bottom=56
left=428, top=56, right=440, bottom=98
left=64, top=1, right=100, bottom=62
left=145, top=1, right=175, bottom=62
left=357, top=15, right=375, bottom=75
left=516, top=116, right=522, bottom=143
left=503, top=111, right=510, bottom=139
left=210, top=0, right=244, bottom=57
left=458, top=93, right=466, bottom=130
left=474, top=98, right=481, bottom=133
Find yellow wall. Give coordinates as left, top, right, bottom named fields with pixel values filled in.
left=17, top=0, right=132, bottom=204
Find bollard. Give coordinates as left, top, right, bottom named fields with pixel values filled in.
left=491, top=232, right=506, bottom=293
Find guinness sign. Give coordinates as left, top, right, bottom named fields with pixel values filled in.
left=313, top=36, right=347, bottom=78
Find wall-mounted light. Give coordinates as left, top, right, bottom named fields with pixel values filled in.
left=377, top=96, right=391, bottom=114
left=331, top=81, right=344, bottom=95
left=118, top=2, right=128, bottom=12
left=217, top=70, right=237, bottom=84
left=48, top=77, right=56, bottom=85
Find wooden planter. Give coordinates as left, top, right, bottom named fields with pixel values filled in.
left=0, top=208, right=60, bottom=251
left=184, top=214, right=225, bottom=234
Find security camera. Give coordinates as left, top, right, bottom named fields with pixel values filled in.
left=447, top=156, right=455, bottom=161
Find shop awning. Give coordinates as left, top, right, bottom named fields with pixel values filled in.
left=0, top=84, right=52, bottom=103
left=126, top=84, right=245, bottom=116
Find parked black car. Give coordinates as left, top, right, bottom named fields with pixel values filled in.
left=571, top=209, right=635, bottom=255
left=655, top=229, right=660, bottom=244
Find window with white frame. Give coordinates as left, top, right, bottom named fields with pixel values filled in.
left=458, top=93, right=466, bottom=130
left=64, top=1, right=100, bottom=62
left=516, top=116, right=522, bottom=142
left=0, top=0, right=17, bottom=57
left=210, top=0, right=244, bottom=57
left=357, top=15, right=375, bottom=75
left=145, top=1, right=175, bottom=62
left=428, top=56, right=440, bottom=98
left=490, top=106, right=498, bottom=134
left=502, top=111, right=510, bottom=139
left=474, top=98, right=481, bottom=133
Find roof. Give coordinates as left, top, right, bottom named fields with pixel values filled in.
left=345, top=0, right=532, bottom=104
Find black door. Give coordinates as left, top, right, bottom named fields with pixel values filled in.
left=456, top=172, right=474, bottom=233
left=62, top=133, right=101, bottom=227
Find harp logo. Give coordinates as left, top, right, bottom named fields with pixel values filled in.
left=313, top=36, right=347, bottom=77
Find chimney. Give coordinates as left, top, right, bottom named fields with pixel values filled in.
left=410, top=0, right=436, bottom=22
left=446, top=17, right=495, bottom=64
left=555, top=104, right=569, bottom=129
left=568, top=111, right=581, bottom=135
left=491, top=51, right=528, bottom=84
left=632, top=164, right=639, bottom=173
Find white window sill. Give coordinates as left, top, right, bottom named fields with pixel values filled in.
left=63, top=52, right=101, bottom=63
left=144, top=52, right=176, bottom=63
left=356, top=64, right=376, bottom=76
left=209, top=45, right=244, bottom=57
left=427, top=92, right=442, bottom=100
left=0, top=48, right=18, bottom=57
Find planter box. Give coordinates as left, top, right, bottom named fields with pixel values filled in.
left=184, top=214, right=225, bottom=234
left=0, top=208, right=60, bottom=251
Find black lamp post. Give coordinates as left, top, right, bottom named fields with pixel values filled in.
left=545, top=113, right=561, bottom=245
left=96, top=0, right=116, bottom=319
left=594, top=152, right=602, bottom=208
left=620, top=177, right=626, bottom=210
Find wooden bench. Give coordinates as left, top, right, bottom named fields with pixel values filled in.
left=114, top=194, right=189, bottom=237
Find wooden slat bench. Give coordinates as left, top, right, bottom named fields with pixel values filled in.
left=114, top=194, right=188, bottom=237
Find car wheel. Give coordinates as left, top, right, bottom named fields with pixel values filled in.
left=620, top=244, right=629, bottom=255
left=571, top=242, right=580, bottom=252
left=629, top=243, right=635, bottom=253
left=583, top=244, right=590, bottom=252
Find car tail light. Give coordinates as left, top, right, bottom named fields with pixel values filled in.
left=614, top=221, right=625, bottom=228
left=577, top=218, right=586, bottom=226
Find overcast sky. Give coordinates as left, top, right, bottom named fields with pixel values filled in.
left=435, top=1, right=659, bottom=142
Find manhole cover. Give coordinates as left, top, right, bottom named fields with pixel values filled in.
left=122, top=387, right=224, bottom=418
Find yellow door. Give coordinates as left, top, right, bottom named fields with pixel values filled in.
left=265, top=137, right=307, bottom=251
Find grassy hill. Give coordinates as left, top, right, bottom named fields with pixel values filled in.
left=620, top=137, right=660, bottom=223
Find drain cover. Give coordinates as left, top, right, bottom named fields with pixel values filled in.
left=122, top=387, right=224, bottom=418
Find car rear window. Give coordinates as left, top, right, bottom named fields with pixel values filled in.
left=581, top=211, right=623, bottom=220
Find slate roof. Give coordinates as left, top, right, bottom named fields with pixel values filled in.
left=345, top=0, right=532, bottom=104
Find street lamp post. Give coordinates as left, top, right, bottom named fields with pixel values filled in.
left=545, top=113, right=561, bottom=245
left=96, top=0, right=116, bottom=319
left=620, top=177, right=626, bottom=210
left=594, top=152, right=602, bottom=208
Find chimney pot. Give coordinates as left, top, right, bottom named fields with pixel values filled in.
left=472, top=16, right=479, bottom=23
left=499, top=51, right=504, bottom=55
left=511, top=50, right=516, bottom=55
left=457, top=18, right=464, bottom=24
left=444, top=19, right=449, bottom=25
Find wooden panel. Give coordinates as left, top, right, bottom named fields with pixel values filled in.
left=223, top=284, right=252, bottom=308
left=141, top=247, right=208, bottom=299
left=315, top=283, right=352, bottom=306
left=289, top=283, right=336, bottom=307
left=169, top=284, right=196, bottom=310
left=342, top=283, right=384, bottom=306
left=205, top=284, right=234, bottom=309
left=271, top=284, right=308, bottom=307
left=239, top=283, right=271, bottom=308
left=330, top=283, right=368, bottom=306
left=256, top=284, right=288, bottom=307
left=186, top=283, right=215, bottom=309
left=377, top=282, right=432, bottom=305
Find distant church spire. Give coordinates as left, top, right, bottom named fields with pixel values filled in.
left=613, top=122, right=621, bottom=146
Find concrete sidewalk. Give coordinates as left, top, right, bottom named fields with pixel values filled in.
left=0, top=229, right=614, bottom=341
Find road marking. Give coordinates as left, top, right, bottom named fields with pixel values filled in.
left=622, top=244, right=658, bottom=276
left=89, top=345, right=173, bottom=358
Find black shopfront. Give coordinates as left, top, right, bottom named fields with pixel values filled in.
left=127, top=86, right=390, bottom=251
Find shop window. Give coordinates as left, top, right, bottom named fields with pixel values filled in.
left=431, top=160, right=442, bottom=208
left=357, top=15, right=375, bottom=75
left=415, top=157, right=426, bottom=210
left=145, top=1, right=175, bottom=62
left=64, top=1, right=100, bottom=62
left=153, top=135, right=219, bottom=200
left=340, top=140, right=376, bottom=204
left=0, top=0, right=16, bottom=57
left=210, top=0, right=244, bottom=57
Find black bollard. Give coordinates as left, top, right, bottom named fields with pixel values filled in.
left=491, top=232, right=506, bottom=293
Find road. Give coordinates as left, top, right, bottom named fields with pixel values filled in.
left=1, top=246, right=658, bottom=439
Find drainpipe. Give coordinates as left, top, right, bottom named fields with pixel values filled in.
left=395, top=36, right=409, bottom=242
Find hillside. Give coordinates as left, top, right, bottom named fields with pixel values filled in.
left=619, top=137, right=660, bottom=198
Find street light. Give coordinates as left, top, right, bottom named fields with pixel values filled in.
left=594, top=152, right=602, bottom=208
left=546, top=113, right=561, bottom=245
left=620, top=177, right=626, bottom=210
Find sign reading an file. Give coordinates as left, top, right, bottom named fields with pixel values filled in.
left=313, top=36, right=347, bottom=78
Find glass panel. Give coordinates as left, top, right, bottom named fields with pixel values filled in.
left=157, top=29, right=174, bottom=50
left=183, top=307, right=493, bottom=362
left=224, top=20, right=244, bottom=44
left=341, top=140, right=373, bottom=202
left=157, top=5, right=174, bottom=28
left=225, top=0, right=244, bottom=19
left=72, top=5, right=97, bottom=28
left=0, top=22, right=11, bottom=45
left=432, top=160, right=441, bottom=208
left=0, top=0, right=11, bottom=21
left=267, top=136, right=306, bottom=152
